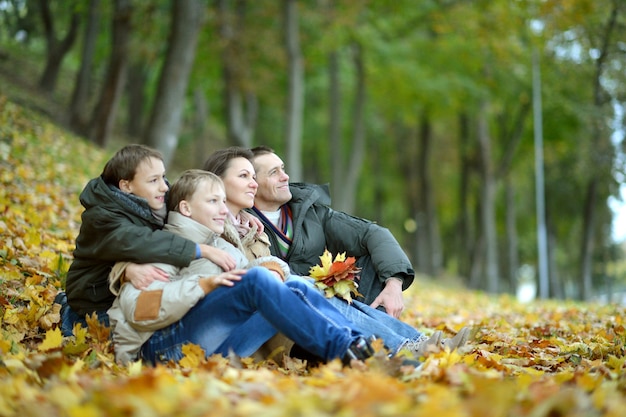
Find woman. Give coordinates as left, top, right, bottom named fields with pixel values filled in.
left=202, top=147, right=470, bottom=359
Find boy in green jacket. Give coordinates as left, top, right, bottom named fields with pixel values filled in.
left=57, top=144, right=233, bottom=336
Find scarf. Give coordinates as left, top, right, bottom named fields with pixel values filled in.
left=229, top=211, right=252, bottom=238
left=252, top=205, right=293, bottom=258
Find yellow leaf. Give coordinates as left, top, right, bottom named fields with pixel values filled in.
left=308, top=249, right=333, bottom=278
left=67, top=403, right=102, bottom=417
left=179, top=343, right=205, bottom=368
left=38, top=327, right=63, bottom=352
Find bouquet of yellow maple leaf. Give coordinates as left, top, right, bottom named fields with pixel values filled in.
left=308, top=249, right=362, bottom=303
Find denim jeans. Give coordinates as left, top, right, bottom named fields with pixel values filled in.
left=55, top=292, right=109, bottom=337
left=286, top=275, right=423, bottom=354
left=140, top=267, right=363, bottom=364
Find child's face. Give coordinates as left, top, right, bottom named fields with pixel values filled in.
left=120, top=157, right=168, bottom=210
left=184, top=180, right=229, bottom=234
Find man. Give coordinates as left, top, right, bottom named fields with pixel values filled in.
left=247, top=146, right=414, bottom=318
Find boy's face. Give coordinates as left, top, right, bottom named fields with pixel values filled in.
left=252, top=153, right=291, bottom=211
left=183, top=180, right=229, bottom=234
left=120, top=157, right=168, bottom=210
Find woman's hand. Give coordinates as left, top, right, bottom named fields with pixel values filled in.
left=240, top=211, right=264, bottom=234
left=125, top=263, right=170, bottom=290
left=199, top=244, right=237, bottom=271
left=198, top=269, right=246, bottom=294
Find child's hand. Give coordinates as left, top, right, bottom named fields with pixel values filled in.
left=198, top=269, right=246, bottom=294
left=199, top=244, right=237, bottom=271
left=125, top=263, right=169, bottom=290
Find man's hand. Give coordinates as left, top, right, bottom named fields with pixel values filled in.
left=199, top=244, right=237, bottom=271
left=126, top=263, right=169, bottom=290
left=369, top=277, right=404, bottom=318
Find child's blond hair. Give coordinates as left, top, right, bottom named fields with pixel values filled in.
left=168, top=169, right=224, bottom=212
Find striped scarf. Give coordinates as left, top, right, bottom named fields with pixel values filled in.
left=252, top=205, right=293, bottom=258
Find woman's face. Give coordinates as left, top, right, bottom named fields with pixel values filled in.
left=221, top=157, right=258, bottom=214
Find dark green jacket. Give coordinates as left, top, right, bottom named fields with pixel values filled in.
left=249, top=183, right=415, bottom=305
left=65, top=176, right=197, bottom=316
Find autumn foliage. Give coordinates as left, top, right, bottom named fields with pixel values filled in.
left=309, top=250, right=362, bottom=303
left=1, top=97, right=626, bottom=416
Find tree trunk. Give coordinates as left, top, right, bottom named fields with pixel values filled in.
left=126, top=62, right=148, bottom=138
left=218, top=0, right=257, bottom=148
left=88, top=0, right=132, bottom=147
left=329, top=49, right=342, bottom=204
left=283, top=0, right=304, bottom=181
left=415, top=110, right=442, bottom=276
left=340, top=42, right=367, bottom=214
left=457, top=112, right=474, bottom=284
left=144, top=0, right=205, bottom=166
left=546, top=214, right=564, bottom=299
left=38, top=0, right=80, bottom=93
left=69, top=0, right=99, bottom=134
left=505, top=179, right=518, bottom=292
left=477, top=99, right=499, bottom=293
left=579, top=2, right=618, bottom=301
left=580, top=178, right=597, bottom=300
left=192, top=87, right=211, bottom=168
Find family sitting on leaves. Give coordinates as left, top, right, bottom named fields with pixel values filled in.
left=54, top=144, right=472, bottom=369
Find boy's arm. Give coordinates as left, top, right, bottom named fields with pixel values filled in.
left=116, top=270, right=246, bottom=331
left=77, top=207, right=197, bottom=267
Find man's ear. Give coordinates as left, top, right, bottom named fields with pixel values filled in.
left=178, top=200, right=192, bottom=216
left=119, top=179, right=131, bottom=193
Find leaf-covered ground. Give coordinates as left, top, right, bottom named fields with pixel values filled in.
left=1, top=96, right=625, bottom=417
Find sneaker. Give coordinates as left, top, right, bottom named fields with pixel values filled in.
left=401, top=330, right=443, bottom=358
left=442, top=326, right=471, bottom=351
left=342, top=336, right=374, bottom=365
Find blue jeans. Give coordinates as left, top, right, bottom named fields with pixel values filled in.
left=141, top=267, right=363, bottom=364
left=287, top=275, right=423, bottom=354
left=55, top=292, right=109, bottom=337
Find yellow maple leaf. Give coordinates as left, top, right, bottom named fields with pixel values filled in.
left=38, top=327, right=63, bottom=352
left=309, top=249, right=334, bottom=278
left=179, top=343, right=206, bottom=368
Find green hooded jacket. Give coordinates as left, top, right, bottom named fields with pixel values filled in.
left=65, top=176, right=197, bottom=316
left=249, top=182, right=414, bottom=306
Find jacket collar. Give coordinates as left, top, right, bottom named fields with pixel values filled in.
left=164, top=211, right=219, bottom=245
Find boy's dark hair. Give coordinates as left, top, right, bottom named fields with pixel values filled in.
left=168, top=169, right=224, bottom=213
left=202, top=146, right=254, bottom=178
left=101, top=144, right=163, bottom=186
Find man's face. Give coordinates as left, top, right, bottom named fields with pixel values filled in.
left=120, top=157, right=168, bottom=211
left=252, top=153, right=291, bottom=211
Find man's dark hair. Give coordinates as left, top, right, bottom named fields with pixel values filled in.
left=249, top=145, right=275, bottom=158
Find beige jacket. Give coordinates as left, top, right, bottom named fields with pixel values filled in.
left=108, top=212, right=290, bottom=364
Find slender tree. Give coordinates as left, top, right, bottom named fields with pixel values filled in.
left=283, top=0, right=304, bottom=181
left=144, top=0, right=206, bottom=165
left=69, top=0, right=100, bottom=134
left=37, top=0, right=80, bottom=93
left=218, top=0, right=257, bottom=148
left=88, top=0, right=131, bottom=147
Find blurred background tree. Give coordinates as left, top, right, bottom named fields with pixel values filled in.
left=0, top=0, right=624, bottom=301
